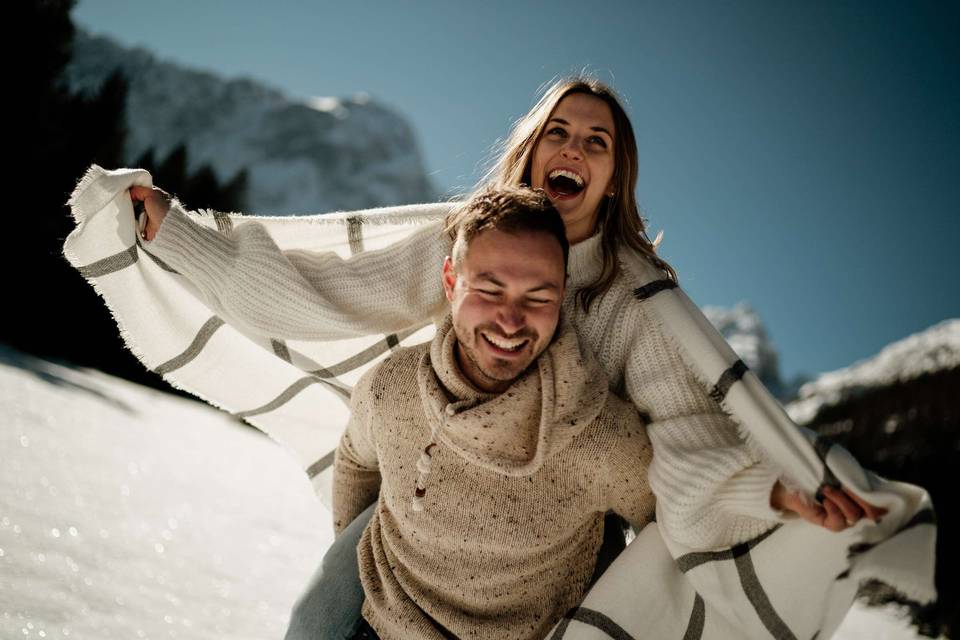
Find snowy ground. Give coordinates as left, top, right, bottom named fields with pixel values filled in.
left=0, top=345, right=933, bottom=639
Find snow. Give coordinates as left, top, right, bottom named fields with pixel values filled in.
left=0, top=344, right=935, bottom=639
left=787, top=318, right=960, bottom=424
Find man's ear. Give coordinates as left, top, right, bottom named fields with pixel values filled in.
left=441, top=256, right=456, bottom=301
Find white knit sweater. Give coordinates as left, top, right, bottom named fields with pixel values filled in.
left=144, top=198, right=788, bottom=549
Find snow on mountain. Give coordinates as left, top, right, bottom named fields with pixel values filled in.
left=786, top=319, right=960, bottom=425
left=62, top=28, right=435, bottom=214
left=702, top=302, right=786, bottom=395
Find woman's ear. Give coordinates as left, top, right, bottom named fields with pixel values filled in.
left=441, top=256, right=457, bottom=301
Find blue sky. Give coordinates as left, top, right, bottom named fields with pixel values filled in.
left=73, top=0, right=959, bottom=380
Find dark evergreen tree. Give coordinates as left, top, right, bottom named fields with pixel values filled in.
left=7, top=0, right=247, bottom=400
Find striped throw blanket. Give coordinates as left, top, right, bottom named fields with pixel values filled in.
left=63, top=164, right=937, bottom=640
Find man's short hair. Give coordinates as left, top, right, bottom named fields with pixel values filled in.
left=443, top=186, right=569, bottom=271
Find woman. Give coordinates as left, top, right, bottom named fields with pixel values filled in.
left=132, top=76, right=881, bottom=640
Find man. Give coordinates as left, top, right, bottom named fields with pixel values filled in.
left=332, top=186, right=657, bottom=640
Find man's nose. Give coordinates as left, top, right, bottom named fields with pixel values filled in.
left=495, top=302, right=525, bottom=334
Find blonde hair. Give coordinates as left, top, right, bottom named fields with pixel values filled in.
left=480, top=76, right=679, bottom=312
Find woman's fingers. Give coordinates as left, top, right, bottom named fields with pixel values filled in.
left=841, top=486, right=888, bottom=522
left=127, top=186, right=172, bottom=241
left=822, top=486, right=865, bottom=526
left=821, top=496, right=848, bottom=532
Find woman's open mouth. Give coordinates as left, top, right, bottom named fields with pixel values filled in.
left=545, top=168, right=586, bottom=200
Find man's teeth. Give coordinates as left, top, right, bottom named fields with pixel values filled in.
left=482, top=332, right=527, bottom=351
left=548, top=169, right=584, bottom=187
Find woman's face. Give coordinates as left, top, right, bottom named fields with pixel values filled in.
left=530, top=93, right=616, bottom=244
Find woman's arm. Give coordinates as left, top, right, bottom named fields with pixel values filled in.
left=622, top=305, right=788, bottom=550
left=140, top=194, right=452, bottom=341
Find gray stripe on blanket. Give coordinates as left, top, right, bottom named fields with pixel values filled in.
left=676, top=524, right=781, bottom=572
left=683, top=594, right=705, bottom=640
left=306, top=450, right=335, bottom=480
left=734, top=546, right=798, bottom=640
left=709, top=359, right=749, bottom=403
left=548, top=606, right=636, bottom=640
left=212, top=210, right=233, bottom=234
left=153, top=317, right=226, bottom=375
left=77, top=237, right=179, bottom=278
left=233, top=376, right=351, bottom=419
left=272, top=339, right=291, bottom=362
left=845, top=507, right=936, bottom=560
left=311, top=326, right=423, bottom=378
left=137, top=238, right=180, bottom=273
left=632, top=278, right=677, bottom=301
left=77, top=244, right=139, bottom=278
left=347, top=216, right=364, bottom=255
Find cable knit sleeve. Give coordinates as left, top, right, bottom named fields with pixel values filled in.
left=332, top=365, right=382, bottom=537
left=140, top=197, right=451, bottom=341
left=622, top=304, right=788, bottom=550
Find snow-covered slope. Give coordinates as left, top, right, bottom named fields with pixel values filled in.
left=0, top=343, right=932, bottom=639
left=62, top=28, right=435, bottom=214
left=787, top=319, right=960, bottom=425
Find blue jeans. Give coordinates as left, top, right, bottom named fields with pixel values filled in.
left=284, top=503, right=626, bottom=639
left=284, top=501, right=376, bottom=640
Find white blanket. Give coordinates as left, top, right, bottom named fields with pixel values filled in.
left=63, top=164, right=937, bottom=639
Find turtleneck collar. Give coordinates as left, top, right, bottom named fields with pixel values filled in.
left=566, top=228, right=605, bottom=289
left=416, top=312, right=609, bottom=477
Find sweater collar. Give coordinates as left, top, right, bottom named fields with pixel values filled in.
left=417, top=312, right=609, bottom=477
left=566, top=228, right=605, bottom=289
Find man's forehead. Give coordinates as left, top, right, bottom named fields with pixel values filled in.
left=460, top=229, right=565, bottom=283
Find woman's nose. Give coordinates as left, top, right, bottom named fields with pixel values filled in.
left=560, top=138, right=584, bottom=160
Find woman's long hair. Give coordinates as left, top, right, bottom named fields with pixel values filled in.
left=481, top=76, right=679, bottom=312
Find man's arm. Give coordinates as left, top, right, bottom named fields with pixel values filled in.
left=141, top=195, right=452, bottom=341
left=332, top=367, right=382, bottom=536
left=602, top=405, right=658, bottom=532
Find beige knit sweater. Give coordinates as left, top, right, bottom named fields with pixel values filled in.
left=143, top=199, right=788, bottom=551
left=334, top=313, right=656, bottom=640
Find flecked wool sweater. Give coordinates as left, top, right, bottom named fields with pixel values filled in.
left=143, top=199, right=788, bottom=551
left=334, top=314, right=656, bottom=639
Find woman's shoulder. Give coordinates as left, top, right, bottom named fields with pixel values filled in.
left=614, top=242, right=673, bottom=292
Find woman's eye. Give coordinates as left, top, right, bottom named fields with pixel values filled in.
left=589, top=136, right=608, bottom=148
left=546, top=126, right=567, bottom=137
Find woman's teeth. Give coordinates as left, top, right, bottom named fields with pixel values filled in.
left=547, top=169, right=586, bottom=195
left=482, top=332, right=527, bottom=352
left=548, top=168, right=585, bottom=187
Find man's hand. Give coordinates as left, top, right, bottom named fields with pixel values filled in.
left=770, top=480, right=888, bottom=532
left=129, top=185, right=172, bottom=242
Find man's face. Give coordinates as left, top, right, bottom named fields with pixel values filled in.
left=442, top=228, right=566, bottom=393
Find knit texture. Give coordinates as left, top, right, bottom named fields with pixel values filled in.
left=146, top=197, right=786, bottom=549
left=333, top=314, right=656, bottom=640
left=63, top=166, right=937, bottom=640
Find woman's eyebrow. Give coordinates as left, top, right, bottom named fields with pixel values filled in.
left=548, top=118, right=613, bottom=138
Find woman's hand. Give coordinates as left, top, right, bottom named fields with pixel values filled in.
left=128, top=185, right=173, bottom=242
left=770, top=480, right=888, bottom=532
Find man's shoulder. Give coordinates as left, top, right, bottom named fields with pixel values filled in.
left=592, top=391, right=650, bottom=442
left=355, top=341, right=430, bottom=395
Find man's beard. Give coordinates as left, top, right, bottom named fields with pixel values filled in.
left=456, top=322, right=538, bottom=387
